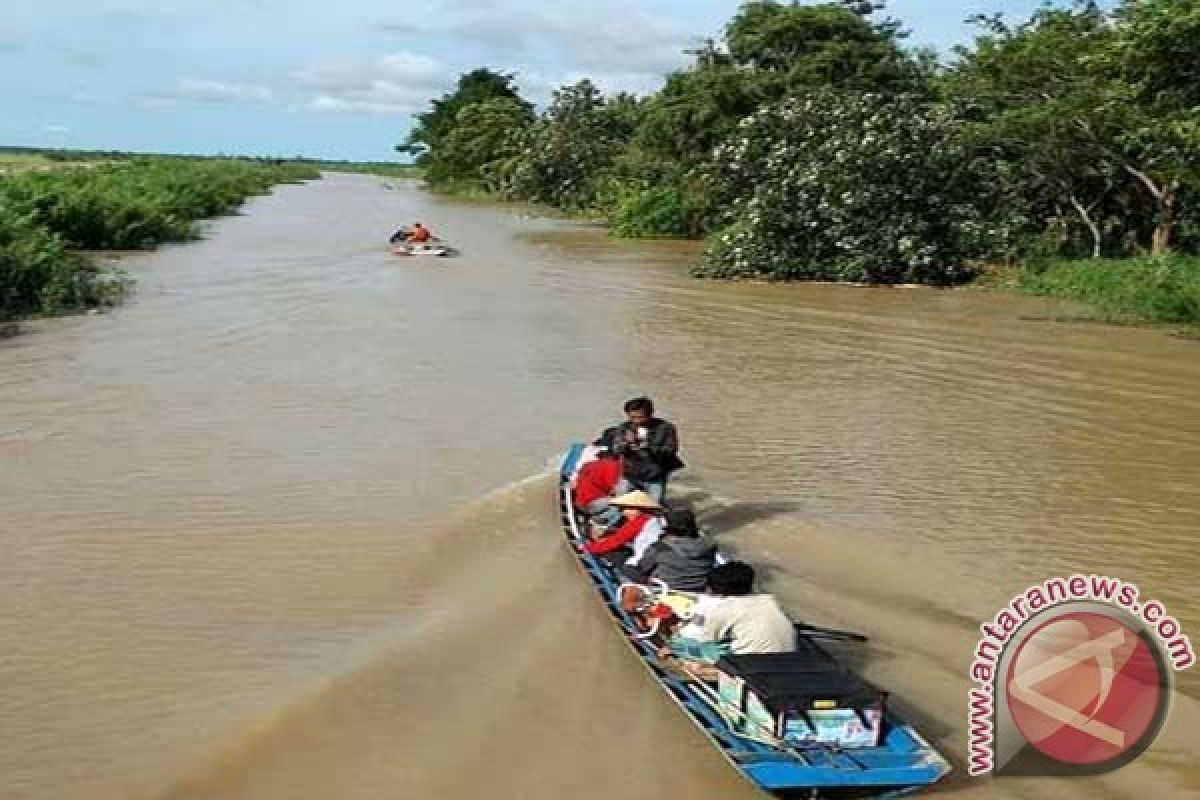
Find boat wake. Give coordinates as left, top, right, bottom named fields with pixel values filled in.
left=157, top=471, right=756, bottom=800
left=148, top=467, right=1200, bottom=800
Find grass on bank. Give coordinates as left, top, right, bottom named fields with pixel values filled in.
left=1, top=158, right=318, bottom=324
left=1018, top=256, right=1200, bottom=329
left=306, top=162, right=422, bottom=178
left=0, top=152, right=52, bottom=170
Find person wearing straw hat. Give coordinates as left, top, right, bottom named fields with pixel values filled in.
left=584, top=489, right=665, bottom=569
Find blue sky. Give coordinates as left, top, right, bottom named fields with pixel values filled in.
left=2, top=1, right=1092, bottom=161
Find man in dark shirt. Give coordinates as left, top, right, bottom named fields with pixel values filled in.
left=599, top=396, right=683, bottom=502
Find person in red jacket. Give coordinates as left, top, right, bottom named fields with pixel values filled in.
left=585, top=490, right=665, bottom=571
left=406, top=222, right=433, bottom=243
left=574, top=447, right=623, bottom=529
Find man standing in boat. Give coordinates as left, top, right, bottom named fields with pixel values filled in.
left=601, top=396, right=683, bottom=503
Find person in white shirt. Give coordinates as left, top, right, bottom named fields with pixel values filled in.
left=665, top=561, right=797, bottom=681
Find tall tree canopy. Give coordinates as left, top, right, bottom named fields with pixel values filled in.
left=398, top=69, right=531, bottom=167
left=510, top=81, right=643, bottom=210
left=1104, top=0, right=1200, bottom=254
left=947, top=3, right=1123, bottom=257
left=725, top=0, right=923, bottom=93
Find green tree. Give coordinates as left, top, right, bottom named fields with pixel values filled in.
left=636, top=64, right=762, bottom=171
left=399, top=69, right=531, bottom=177
left=1105, top=0, right=1200, bottom=254
left=947, top=3, right=1122, bottom=258
left=948, top=0, right=1200, bottom=257
left=699, top=91, right=1011, bottom=284
left=725, top=0, right=923, bottom=94
left=435, top=97, right=534, bottom=191
left=510, top=81, right=643, bottom=210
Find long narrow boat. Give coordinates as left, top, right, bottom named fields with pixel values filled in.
left=558, top=443, right=951, bottom=798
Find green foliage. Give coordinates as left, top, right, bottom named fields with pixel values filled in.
left=1110, top=0, right=1200, bottom=112
left=0, top=160, right=314, bottom=250
left=434, top=97, right=533, bottom=192
left=0, top=158, right=314, bottom=318
left=635, top=65, right=763, bottom=173
left=698, top=91, right=1011, bottom=284
left=947, top=3, right=1123, bottom=258
left=611, top=187, right=690, bottom=238
left=407, top=0, right=1200, bottom=292
left=725, top=1, right=925, bottom=93
left=509, top=81, right=642, bottom=210
left=399, top=69, right=531, bottom=180
left=1103, top=0, right=1200, bottom=255
left=950, top=0, right=1200, bottom=257
left=1020, top=255, right=1200, bottom=324
left=291, top=161, right=422, bottom=178
left=0, top=211, right=120, bottom=317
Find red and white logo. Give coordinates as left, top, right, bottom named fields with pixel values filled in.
left=967, top=577, right=1191, bottom=778
left=1006, top=611, right=1165, bottom=767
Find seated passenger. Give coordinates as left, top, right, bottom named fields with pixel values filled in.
left=574, top=446, right=623, bottom=529
left=627, top=508, right=717, bottom=591
left=406, top=222, right=432, bottom=243
left=665, top=561, right=797, bottom=681
left=583, top=490, right=664, bottom=569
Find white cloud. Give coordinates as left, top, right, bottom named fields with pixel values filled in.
left=308, top=92, right=422, bottom=115
left=295, top=51, right=449, bottom=115
left=174, top=79, right=276, bottom=103
left=43, top=123, right=69, bottom=134
left=384, top=1, right=694, bottom=79
left=296, top=51, right=444, bottom=92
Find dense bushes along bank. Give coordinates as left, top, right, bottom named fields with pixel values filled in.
left=0, top=159, right=316, bottom=321
left=402, top=0, right=1199, bottom=323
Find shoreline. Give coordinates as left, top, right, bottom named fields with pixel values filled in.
left=427, top=182, right=1199, bottom=335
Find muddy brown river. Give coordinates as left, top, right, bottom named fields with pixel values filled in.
left=2, top=173, right=1198, bottom=799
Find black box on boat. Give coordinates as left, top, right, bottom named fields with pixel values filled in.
left=715, top=648, right=886, bottom=748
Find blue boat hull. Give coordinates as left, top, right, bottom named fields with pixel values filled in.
left=558, top=443, right=951, bottom=798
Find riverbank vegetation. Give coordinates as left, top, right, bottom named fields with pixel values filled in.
left=289, top=160, right=422, bottom=178
left=1, top=158, right=316, bottom=322
left=401, top=0, right=1199, bottom=325
left=1019, top=256, right=1200, bottom=326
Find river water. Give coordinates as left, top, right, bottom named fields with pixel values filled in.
left=3, top=173, right=1198, bottom=799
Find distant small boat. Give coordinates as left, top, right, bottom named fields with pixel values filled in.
left=390, top=243, right=450, bottom=257
left=558, top=442, right=952, bottom=798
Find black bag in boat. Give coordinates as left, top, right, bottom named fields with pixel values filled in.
left=715, top=645, right=887, bottom=748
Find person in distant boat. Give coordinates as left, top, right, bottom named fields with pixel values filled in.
left=605, top=397, right=683, bottom=503
left=665, top=561, right=796, bottom=681
left=584, top=490, right=665, bottom=570
left=406, top=222, right=433, bottom=243
left=573, top=444, right=624, bottom=530
left=388, top=226, right=410, bottom=244
left=627, top=508, right=717, bottom=591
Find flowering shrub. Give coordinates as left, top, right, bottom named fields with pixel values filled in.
left=698, top=91, right=1013, bottom=284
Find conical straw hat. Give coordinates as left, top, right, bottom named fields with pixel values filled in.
left=610, top=490, right=663, bottom=511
